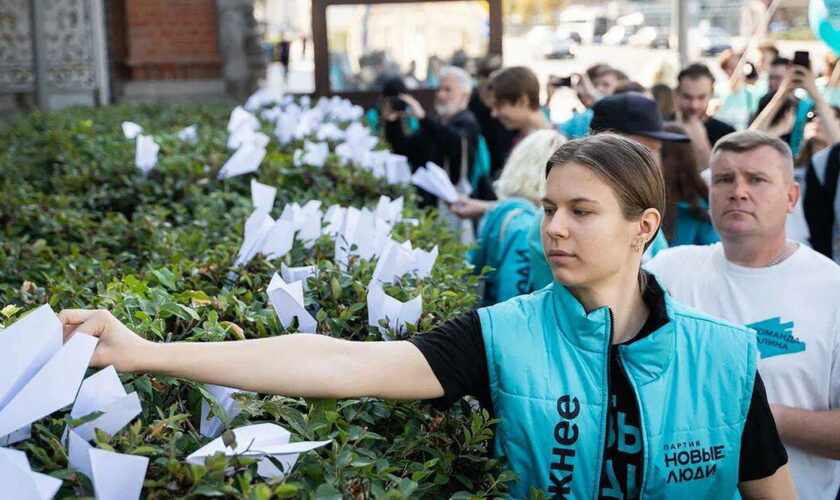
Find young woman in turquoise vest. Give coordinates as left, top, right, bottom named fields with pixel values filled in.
left=453, top=129, right=566, bottom=306
left=61, top=134, right=795, bottom=498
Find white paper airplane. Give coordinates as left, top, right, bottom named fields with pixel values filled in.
left=315, top=122, right=345, bottom=141
left=0, top=304, right=97, bottom=441
left=227, top=106, right=260, bottom=133
left=244, top=88, right=281, bottom=111
left=280, top=264, right=317, bottom=291
left=267, top=274, right=317, bottom=333
left=89, top=448, right=148, bottom=500
left=67, top=430, right=148, bottom=500
left=218, top=144, right=267, bottom=179
left=371, top=240, right=437, bottom=285
left=121, top=122, right=143, bottom=139
left=177, top=124, right=198, bottom=144
left=0, top=447, right=62, bottom=500
left=135, top=135, right=159, bottom=175
left=375, top=196, right=404, bottom=226
left=250, top=179, right=276, bottom=212
left=186, top=423, right=329, bottom=479
left=367, top=283, right=423, bottom=340
left=200, top=384, right=252, bottom=439
left=293, top=141, right=329, bottom=167
left=67, top=366, right=141, bottom=441
left=411, top=162, right=459, bottom=204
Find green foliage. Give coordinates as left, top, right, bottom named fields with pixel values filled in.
left=0, top=103, right=514, bottom=498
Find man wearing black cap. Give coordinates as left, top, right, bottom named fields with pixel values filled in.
left=589, top=91, right=690, bottom=163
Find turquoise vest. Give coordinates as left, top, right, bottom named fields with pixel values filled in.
left=477, top=279, right=757, bottom=498
left=469, top=198, right=537, bottom=306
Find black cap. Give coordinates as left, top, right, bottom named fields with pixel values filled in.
left=590, top=92, right=690, bottom=142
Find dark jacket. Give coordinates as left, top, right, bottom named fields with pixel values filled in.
left=385, top=109, right=492, bottom=205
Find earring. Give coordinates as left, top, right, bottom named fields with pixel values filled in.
left=632, top=241, right=643, bottom=253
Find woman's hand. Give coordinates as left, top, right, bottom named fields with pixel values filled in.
left=450, top=195, right=494, bottom=219
left=58, top=309, right=153, bottom=373
left=790, top=65, right=818, bottom=98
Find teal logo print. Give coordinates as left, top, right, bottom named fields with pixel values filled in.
left=747, top=317, right=805, bottom=359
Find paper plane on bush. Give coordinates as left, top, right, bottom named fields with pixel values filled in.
left=135, top=135, right=159, bottom=175
left=200, top=384, right=252, bottom=439
left=186, top=423, right=329, bottom=479
left=0, top=447, right=62, bottom=500
left=218, top=144, right=266, bottom=180
left=371, top=240, right=438, bottom=285
left=250, top=179, right=276, bottom=212
left=227, top=106, right=260, bottom=133
left=367, top=283, right=422, bottom=340
left=177, top=124, right=198, bottom=144
left=0, top=304, right=97, bottom=442
left=233, top=210, right=296, bottom=267
left=280, top=264, right=317, bottom=291
left=293, top=141, right=329, bottom=167
left=67, top=430, right=148, bottom=500
left=267, top=274, right=317, bottom=333
left=67, top=366, right=141, bottom=441
left=121, top=122, right=142, bottom=139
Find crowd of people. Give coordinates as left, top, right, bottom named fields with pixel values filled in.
left=62, top=43, right=840, bottom=498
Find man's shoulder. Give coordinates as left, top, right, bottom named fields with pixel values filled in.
left=647, top=244, right=719, bottom=270
left=792, top=245, right=840, bottom=282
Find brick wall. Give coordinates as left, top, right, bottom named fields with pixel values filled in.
left=113, top=0, right=222, bottom=81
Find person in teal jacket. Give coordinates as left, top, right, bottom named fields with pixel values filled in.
left=453, top=129, right=566, bottom=305
left=660, top=122, right=720, bottom=247
left=63, top=135, right=794, bottom=498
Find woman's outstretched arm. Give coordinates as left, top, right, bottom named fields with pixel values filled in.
left=58, top=309, right=445, bottom=400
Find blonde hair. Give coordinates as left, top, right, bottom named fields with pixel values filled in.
left=494, top=129, right=565, bottom=203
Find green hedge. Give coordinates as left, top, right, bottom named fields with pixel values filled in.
left=0, top=103, right=518, bottom=498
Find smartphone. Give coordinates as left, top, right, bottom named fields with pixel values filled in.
left=550, top=75, right=573, bottom=87
left=793, top=50, right=811, bottom=70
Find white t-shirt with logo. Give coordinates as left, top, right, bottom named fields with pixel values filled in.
left=646, top=243, right=840, bottom=499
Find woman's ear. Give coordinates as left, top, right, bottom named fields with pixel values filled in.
left=637, top=208, right=662, bottom=246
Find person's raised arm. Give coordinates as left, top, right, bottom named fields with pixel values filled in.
left=738, top=465, right=798, bottom=499
left=749, top=76, right=794, bottom=133
left=58, top=309, right=445, bottom=400
left=794, top=64, right=840, bottom=145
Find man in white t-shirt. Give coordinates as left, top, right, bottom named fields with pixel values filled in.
left=646, top=130, right=840, bottom=499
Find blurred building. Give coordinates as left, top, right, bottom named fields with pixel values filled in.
left=1, top=0, right=264, bottom=115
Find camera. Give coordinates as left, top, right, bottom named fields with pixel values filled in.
left=385, top=95, right=408, bottom=112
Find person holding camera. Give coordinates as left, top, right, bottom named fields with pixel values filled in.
left=383, top=66, right=489, bottom=204
left=550, top=63, right=622, bottom=139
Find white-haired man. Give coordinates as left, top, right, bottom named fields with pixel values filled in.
left=647, top=130, right=840, bottom=499
left=384, top=66, right=491, bottom=203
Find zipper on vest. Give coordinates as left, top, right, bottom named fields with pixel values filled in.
left=593, top=307, right=615, bottom=500
left=616, top=349, right=647, bottom=498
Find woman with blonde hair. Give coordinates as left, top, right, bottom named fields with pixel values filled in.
left=451, top=129, right=566, bottom=304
